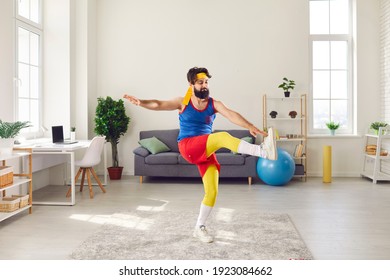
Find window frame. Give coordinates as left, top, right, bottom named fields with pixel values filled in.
left=14, top=0, right=43, bottom=137
left=308, top=0, right=354, bottom=135
left=15, top=0, right=43, bottom=29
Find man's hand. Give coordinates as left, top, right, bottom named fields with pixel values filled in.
left=123, top=94, right=141, bottom=106
left=249, top=125, right=268, bottom=137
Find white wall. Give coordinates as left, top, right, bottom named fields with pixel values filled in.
left=381, top=0, right=390, bottom=121
left=44, top=0, right=95, bottom=140
left=0, top=0, right=383, bottom=178
left=95, top=0, right=309, bottom=175
left=0, top=0, right=15, bottom=121
left=87, top=0, right=98, bottom=139
left=307, top=0, right=381, bottom=177
left=43, top=0, right=71, bottom=133
left=70, top=0, right=97, bottom=141
left=94, top=0, right=381, bottom=177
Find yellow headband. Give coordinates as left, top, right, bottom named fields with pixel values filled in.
left=196, top=73, right=208, bottom=80
left=182, top=73, right=208, bottom=105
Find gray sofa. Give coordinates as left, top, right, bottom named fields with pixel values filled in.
left=133, top=129, right=258, bottom=184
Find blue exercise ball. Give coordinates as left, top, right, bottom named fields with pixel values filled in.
left=256, top=148, right=295, bottom=186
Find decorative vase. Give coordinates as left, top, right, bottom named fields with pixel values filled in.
left=70, top=132, right=76, bottom=141
left=0, top=138, right=15, bottom=155
left=330, top=130, right=335, bottom=136
left=107, top=166, right=123, bottom=180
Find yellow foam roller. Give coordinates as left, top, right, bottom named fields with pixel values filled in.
left=323, top=145, right=332, bottom=183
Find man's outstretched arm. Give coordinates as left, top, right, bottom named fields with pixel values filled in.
left=123, top=94, right=182, bottom=111
left=214, top=99, right=267, bottom=137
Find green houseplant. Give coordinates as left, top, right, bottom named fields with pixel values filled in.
left=370, top=121, right=388, bottom=135
left=94, top=97, right=130, bottom=179
left=325, top=121, right=340, bottom=135
left=278, top=77, right=296, bottom=97
left=70, top=127, right=76, bottom=141
left=0, top=120, right=31, bottom=154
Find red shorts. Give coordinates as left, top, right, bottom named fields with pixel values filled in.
left=178, top=135, right=221, bottom=177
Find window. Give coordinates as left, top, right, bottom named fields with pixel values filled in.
left=14, top=0, right=42, bottom=135
left=309, top=0, right=353, bottom=134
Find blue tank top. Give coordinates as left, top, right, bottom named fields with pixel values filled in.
left=177, top=98, right=217, bottom=141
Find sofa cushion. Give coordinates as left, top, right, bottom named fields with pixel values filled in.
left=133, top=146, right=150, bottom=157
left=178, top=155, right=191, bottom=165
left=139, top=136, right=171, bottom=154
left=140, top=129, right=180, bottom=152
left=216, top=153, right=246, bottom=165
left=145, top=152, right=179, bottom=165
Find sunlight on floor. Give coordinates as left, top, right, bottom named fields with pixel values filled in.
left=68, top=214, right=111, bottom=224
left=215, top=230, right=237, bottom=241
left=68, top=199, right=169, bottom=231
left=215, top=207, right=235, bottom=222
left=69, top=212, right=155, bottom=230
left=136, top=199, right=169, bottom=212
left=107, top=213, right=154, bottom=230
left=214, top=208, right=237, bottom=244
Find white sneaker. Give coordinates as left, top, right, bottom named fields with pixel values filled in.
left=261, top=127, right=277, bottom=160
left=193, top=225, right=213, bottom=243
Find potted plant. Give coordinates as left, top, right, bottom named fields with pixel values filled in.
left=370, top=121, right=388, bottom=135
left=325, top=121, right=340, bottom=135
left=269, top=111, right=278, bottom=118
left=70, top=127, right=76, bottom=141
left=0, top=120, right=31, bottom=154
left=278, top=77, right=296, bottom=97
left=289, top=111, right=298, bottom=119
left=94, top=96, right=130, bottom=179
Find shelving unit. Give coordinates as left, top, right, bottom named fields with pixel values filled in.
left=0, top=148, right=32, bottom=222
left=263, top=94, right=307, bottom=180
left=361, top=127, right=390, bottom=183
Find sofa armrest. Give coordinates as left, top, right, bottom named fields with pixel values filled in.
left=133, top=146, right=150, bottom=157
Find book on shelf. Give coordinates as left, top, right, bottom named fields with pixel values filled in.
left=293, top=144, right=304, bottom=157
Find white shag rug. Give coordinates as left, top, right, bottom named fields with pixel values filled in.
left=70, top=209, right=312, bottom=260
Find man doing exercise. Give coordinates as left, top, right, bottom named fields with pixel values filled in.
left=124, top=67, right=277, bottom=243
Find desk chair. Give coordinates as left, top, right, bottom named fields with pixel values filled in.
left=66, top=136, right=106, bottom=199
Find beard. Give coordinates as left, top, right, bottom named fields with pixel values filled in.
left=194, top=88, right=210, bottom=99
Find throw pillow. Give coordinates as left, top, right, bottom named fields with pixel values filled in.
left=138, top=137, right=171, bottom=154
left=232, top=136, right=254, bottom=154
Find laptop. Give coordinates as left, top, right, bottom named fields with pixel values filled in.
left=52, top=126, right=78, bottom=144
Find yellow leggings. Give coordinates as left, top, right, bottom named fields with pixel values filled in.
left=201, top=132, right=241, bottom=207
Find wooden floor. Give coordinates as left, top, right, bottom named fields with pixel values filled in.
left=0, top=176, right=390, bottom=260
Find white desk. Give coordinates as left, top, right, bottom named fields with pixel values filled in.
left=15, top=139, right=107, bottom=206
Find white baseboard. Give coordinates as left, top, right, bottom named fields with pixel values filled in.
left=306, top=172, right=362, bottom=177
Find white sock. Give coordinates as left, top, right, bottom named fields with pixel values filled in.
left=196, top=203, right=213, bottom=227
left=237, top=140, right=267, bottom=158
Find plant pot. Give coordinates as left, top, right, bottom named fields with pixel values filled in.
left=70, top=132, right=76, bottom=141
left=330, top=129, right=335, bottom=136
left=0, top=138, right=15, bottom=155
left=284, top=91, right=290, bottom=97
left=107, top=166, right=123, bottom=180
left=373, top=129, right=386, bottom=135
